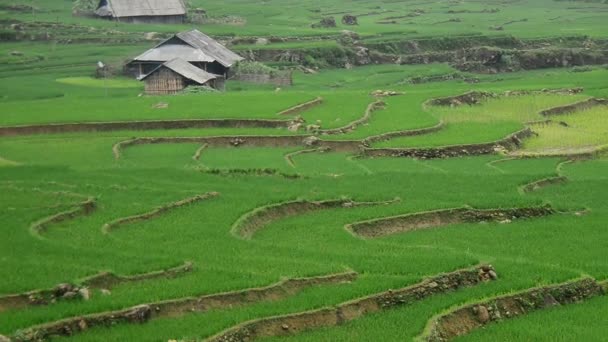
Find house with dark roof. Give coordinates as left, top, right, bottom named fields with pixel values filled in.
left=127, top=29, right=244, bottom=79
left=95, top=0, right=187, bottom=24
left=141, top=58, right=224, bottom=95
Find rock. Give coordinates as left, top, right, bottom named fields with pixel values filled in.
left=255, top=38, right=269, bottom=45
left=543, top=294, right=560, bottom=307
left=488, top=270, right=498, bottom=280
left=124, top=305, right=152, bottom=323
left=62, top=291, right=79, bottom=300
left=342, top=15, right=358, bottom=25
left=342, top=201, right=354, bottom=208
left=100, top=289, right=112, bottom=296
left=0, top=335, right=11, bottom=342
left=499, top=219, right=512, bottom=224
left=306, top=124, right=321, bottom=132
left=427, top=281, right=439, bottom=288
left=288, top=122, right=302, bottom=132
left=281, top=324, right=290, bottom=330
left=54, top=283, right=75, bottom=296
left=303, top=136, right=321, bottom=147
left=144, top=32, right=160, bottom=41
left=476, top=305, right=490, bottom=323
left=9, top=50, right=23, bottom=56
left=78, top=288, right=91, bottom=301
left=78, top=319, right=88, bottom=331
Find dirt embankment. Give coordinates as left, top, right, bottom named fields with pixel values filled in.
left=362, top=128, right=533, bottom=159
left=206, top=265, right=497, bottom=342
left=423, top=278, right=605, bottom=341
left=232, top=198, right=400, bottom=239
left=319, top=101, right=385, bottom=135
left=0, top=262, right=192, bottom=313
left=80, top=262, right=194, bottom=290
left=0, top=119, right=294, bottom=137
left=30, top=197, right=96, bottom=236
left=540, top=97, right=608, bottom=116
left=348, top=205, right=555, bottom=238
left=102, top=192, right=219, bottom=233
left=278, top=97, right=324, bottom=116
left=12, top=271, right=357, bottom=342
left=112, top=136, right=364, bottom=159
left=521, top=176, right=568, bottom=193
left=363, top=121, right=445, bottom=145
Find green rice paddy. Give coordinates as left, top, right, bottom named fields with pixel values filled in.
left=1, top=0, right=608, bottom=341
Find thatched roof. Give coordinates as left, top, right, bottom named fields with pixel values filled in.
left=96, top=0, right=186, bottom=18
left=141, top=58, right=220, bottom=85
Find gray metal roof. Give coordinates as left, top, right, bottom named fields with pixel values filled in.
left=175, top=30, right=244, bottom=67
left=133, top=44, right=215, bottom=63
left=96, top=0, right=186, bottom=18
left=141, top=58, right=220, bottom=85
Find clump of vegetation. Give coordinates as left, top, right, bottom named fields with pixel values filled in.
left=233, top=61, right=279, bottom=76
left=72, top=0, right=97, bottom=16
left=180, top=85, right=219, bottom=94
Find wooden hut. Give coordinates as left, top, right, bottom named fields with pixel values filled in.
left=141, top=58, right=224, bottom=95
left=95, top=0, right=187, bottom=24
left=127, top=29, right=243, bottom=78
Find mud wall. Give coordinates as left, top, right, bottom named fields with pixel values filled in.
left=540, top=97, right=608, bottom=116
left=0, top=119, right=292, bottom=137
left=424, top=278, right=605, bottom=342
left=207, top=266, right=497, bottom=342
left=362, top=128, right=533, bottom=159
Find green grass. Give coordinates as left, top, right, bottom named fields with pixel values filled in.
left=524, top=106, right=608, bottom=152
left=1, top=1, right=608, bottom=341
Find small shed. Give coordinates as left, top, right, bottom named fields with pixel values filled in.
left=95, top=0, right=187, bottom=24
left=141, top=58, right=224, bottom=95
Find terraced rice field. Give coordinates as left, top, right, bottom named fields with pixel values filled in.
left=2, top=0, right=608, bottom=341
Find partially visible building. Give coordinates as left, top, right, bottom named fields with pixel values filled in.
left=141, top=58, right=224, bottom=95
left=127, top=29, right=244, bottom=78
left=95, top=0, right=187, bottom=24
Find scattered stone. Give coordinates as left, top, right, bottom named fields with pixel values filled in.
left=499, top=219, right=512, bottom=224
left=342, top=15, right=358, bottom=25
left=54, top=283, right=75, bottom=296
left=303, top=136, right=321, bottom=147
left=281, top=324, right=290, bottom=330
left=100, top=289, right=112, bottom=296
left=306, top=124, right=321, bottom=133
left=371, top=90, right=403, bottom=97
left=9, top=50, right=23, bottom=56
left=488, top=270, right=498, bottom=280
left=230, top=138, right=245, bottom=147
